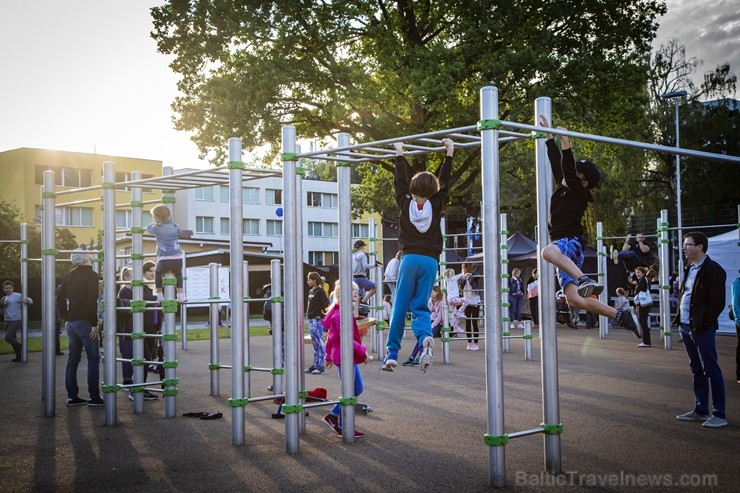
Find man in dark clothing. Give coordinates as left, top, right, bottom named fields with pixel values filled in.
left=538, top=116, right=642, bottom=338
left=57, top=244, right=103, bottom=407
left=674, top=232, right=727, bottom=428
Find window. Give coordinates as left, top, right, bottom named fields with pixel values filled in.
left=195, top=186, right=214, bottom=201
left=242, top=187, right=259, bottom=204
left=266, top=189, right=282, bottom=205
left=352, top=223, right=369, bottom=239
left=195, top=216, right=214, bottom=234
left=220, top=185, right=229, bottom=203
left=35, top=165, right=92, bottom=188
left=56, top=207, right=94, bottom=227
left=266, top=219, right=283, bottom=236
left=306, top=191, right=337, bottom=208
left=115, top=210, right=153, bottom=229
left=308, top=251, right=338, bottom=266
left=243, top=218, right=260, bottom=235
left=307, top=221, right=338, bottom=237
left=220, top=218, right=230, bottom=235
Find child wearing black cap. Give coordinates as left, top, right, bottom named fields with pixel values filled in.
left=538, top=115, right=643, bottom=338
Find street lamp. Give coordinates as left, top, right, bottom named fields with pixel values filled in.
left=660, top=90, right=688, bottom=279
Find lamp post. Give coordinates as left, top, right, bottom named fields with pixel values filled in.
left=660, top=90, right=688, bottom=279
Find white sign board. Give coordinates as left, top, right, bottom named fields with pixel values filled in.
left=185, top=266, right=230, bottom=307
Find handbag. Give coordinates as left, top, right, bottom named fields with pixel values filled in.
left=636, top=290, right=652, bottom=307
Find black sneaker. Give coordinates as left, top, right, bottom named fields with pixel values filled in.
left=67, top=397, right=88, bottom=407
left=577, top=276, right=603, bottom=298
left=143, top=391, right=158, bottom=401
left=88, top=396, right=104, bottom=407
left=617, top=308, right=642, bottom=339
left=311, top=366, right=324, bottom=375
left=305, top=365, right=316, bottom=374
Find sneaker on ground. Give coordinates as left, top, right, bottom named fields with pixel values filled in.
left=418, top=336, right=434, bottom=372
left=411, top=358, right=419, bottom=366
left=517, top=323, right=524, bottom=329
left=310, top=366, right=323, bottom=375
left=88, top=396, right=104, bottom=407
left=576, top=276, right=603, bottom=298
left=66, top=397, right=88, bottom=407
left=676, top=410, right=710, bottom=421
left=305, top=365, right=316, bottom=374
left=143, top=391, right=158, bottom=401
left=128, top=392, right=135, bottom=401
left=401, top=357, right=415, bottom=366
left=470, top=343, right=480, bottom=351
left=381, top=351, right=398, bottom=372
left=617, top=307, right=642, bottom=338
left=637, top=343, right=651, bottom=348
left=322, top=413, right=341, bottom=435
left=509, top=323, right=515, bottom=330
left=702, top=415, right=728, bottom=428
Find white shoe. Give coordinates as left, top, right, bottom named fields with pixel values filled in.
left=611, top=247, right=619, bottom=265
left=419, top=336, right=434, bottom=372
left=453, top=327, right=465, bottom=333
left=517, top=323, right=524, bottom=329
left=509, top=323, right=515, bottom=330
left=466, top=343, right=473, bottom=350
left=470, top=343, right=480, bottom=351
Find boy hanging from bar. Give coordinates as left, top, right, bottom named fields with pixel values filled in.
left=538, top=115, right=642, bottom=338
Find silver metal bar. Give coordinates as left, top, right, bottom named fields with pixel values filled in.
left=209, top=263, right=220, bottom=396
left=42, top=171, right=56, bottom=417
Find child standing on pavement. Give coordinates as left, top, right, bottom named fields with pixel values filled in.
left=321, top=281, right=368, bottom=438
left=538, top=115, right=642, bottom=339
left=305, top=272, right=330, bottom=375
left=146, top=204, right=186, bottom=302
left=382, top=138, right=454, bottom=373
left=442, top=268, right=468, bottom=333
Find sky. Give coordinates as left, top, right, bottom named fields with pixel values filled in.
left=0, top=1, right=738, bottom=171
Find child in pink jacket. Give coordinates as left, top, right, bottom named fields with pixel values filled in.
left=321, top=281, right=368, bottom=438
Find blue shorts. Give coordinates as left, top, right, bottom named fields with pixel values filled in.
left=551, top=236, right=584, bottom=290
left=353, top=276, right=375, bottom=292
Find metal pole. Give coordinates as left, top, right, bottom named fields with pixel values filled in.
left=658, top=210, right=672, bottom=350
left=270, top=259, right=283, bottom=395
left=131, top=171, right=145, bottom=414
left=102, top=161, right=118, bottom=426
left=534, top=97, right=562, bottom=474
left=209, top=262, right=220, bottom=395
left=228, top=137, right=246, bottom=445
left=524, top=320, right=532, bottom=361
left=338, top=132, right=357, bottom=443
left=481, top=86, right=506, bottom=488
left=20, top=223, right=29, bottom=362
left=674, top=101, right=684, bottom=283
left=596, top=222, right=608, bottom=339
left=282, top=126, right=301, bottom=452
left=243, top=261, right=251, bottom=400
left=294, top=150, right=306, bottom=434
left=42, top=170, right=56, bottom=417
left=163, top=275, right=177, bottom=419
left=501, top=214, right=511, bottom=353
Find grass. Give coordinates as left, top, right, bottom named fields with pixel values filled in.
left=0, top=323, right=273, bottom=356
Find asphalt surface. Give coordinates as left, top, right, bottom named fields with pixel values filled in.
left=1, top=324, right=738, bottom=493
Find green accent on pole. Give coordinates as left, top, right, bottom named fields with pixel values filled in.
left=101, top=182, right=115, bottom=189
left=131, top=358, right=145, bottom=366
left=271, top=368, right=285, bottom=375
left=663, top=330, right=672, bottom=336
left=503, top=331, right=511, bottom=337
left=477, top=119, right=502, bottom=130
left=597, top=272, right=604, bottom=278
left=243, top=365, right=253, bottom=372
left=163, top=278, right=177, bottom=286
left=161, top=195, right=176, bottom=204
left=208, top=363, right=221, bottom=370
left=282, top=404, right=303, bottom=414
left=281, top=152, right=297, bottom=161
left=208, top=296, right=221, bottom=300
left=500, top=229, right=508, bottom=235
left=595, top=236, right=603, bottom=241
left=162, top=333, right=178, bottom=342
left=339, top=396, right=358, bottom=406
left=228, top=398, right=249, bottom=408
left=131, top=279, right=144, bottom=287
left=130, top=386, right=145, bottom=394
left=131, top=332, right=144, bottom=340
left=659, top=284, right=670, bottom=289
left=299, top=390, right=308, bottom=399
left=102, top=384, right=121, bottom=393
left=129, top=200, right=143, bottom=207
left=42, top=191, right=56, bottom=198
left=162, top=378, right=179, bottom=386
left=162, top=388, right=178, bottom=397
left=270, top=296, right=284, bottom=303
left=530, top=131, right=547, bottom=139
left=441, top=337, right=452, bottom=343
left=501, top=259, right=509, bottom=264
left=439, top=261, right=447, bottom=267
left=228, top=160, right=245, bottom=169
left=335, top=161, right=351, bottom=167
left=130, top=227, right=145, bottom=234
left=295, top=166, right=305, bottom=176
left=130, top=300, right=146, bottom=313
left=597, top=251, right=606, bottom=257
left=42, top=249, right=59, bottom=256
left=163, top=360, right=178, bottom=368
left=19, top=239, right=29, bottom=245
left=375, top=321, right=388, bottom=330
left=522, top=334, right=534, bottom=340
left=20, top=258, right=29, bottom=263
left=483, top=433, right=509, bottom=446
left=540, top=422, right=564, bottom=435
left=162, top=300, right=179, bottom=313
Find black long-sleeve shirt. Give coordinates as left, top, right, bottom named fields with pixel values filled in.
left=57, top=265, right=100, bottom=326
left=306, top=287, right=330, bottom=319
left=546, top=139, right=593, bottom=241
left=394, top=154, right=453, bottom=259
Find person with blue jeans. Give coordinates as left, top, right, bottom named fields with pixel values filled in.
left=382, top=138, right=453, bottom=373
left=57, top=245, right=103, bottom=407
left=305, top=272, right=330, bottom=375
left=674, top=232, right=727, bottom=428
left=2, top=280, right=33, bottom=362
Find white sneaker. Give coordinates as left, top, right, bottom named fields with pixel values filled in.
left=453, top=327, right=465, bottom=333
left=418, top=336, right=434, bottom=372
left=509, top=323, right=515, bottom=330
left=466, top=343, right=473, bottom=350
left=517, top=323, right=524, bottom=329
left=470, top=343, right=480, bottom=351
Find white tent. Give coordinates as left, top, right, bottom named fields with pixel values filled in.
left=707, top=228, right=740, bottom=334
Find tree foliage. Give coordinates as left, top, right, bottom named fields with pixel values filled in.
left=151, top=0, right=668, bottom=238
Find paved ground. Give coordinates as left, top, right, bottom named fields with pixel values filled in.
left=1, top=325, right=738, bottom=493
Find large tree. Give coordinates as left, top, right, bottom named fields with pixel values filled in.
left=152, top=0, right=667, bottom=237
